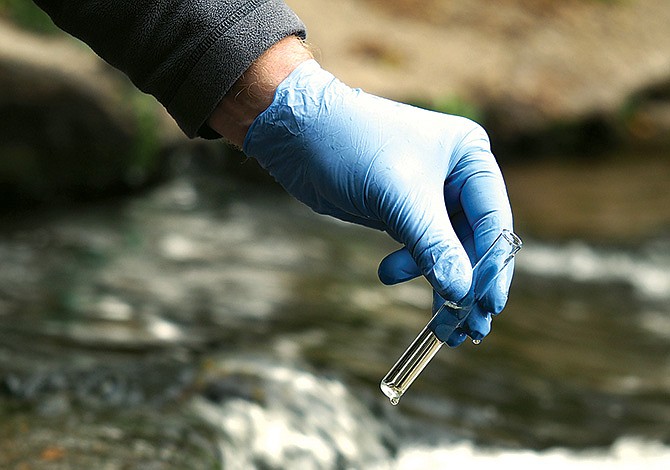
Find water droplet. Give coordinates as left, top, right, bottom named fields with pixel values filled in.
left=472, top=339, right=481, bottom=345
left=390, top=397, right=399, bottom=406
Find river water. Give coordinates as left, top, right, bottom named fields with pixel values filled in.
left=0, top=159, right=668, bottom=469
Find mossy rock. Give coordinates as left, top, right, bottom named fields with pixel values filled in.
left=0, top=21, right=184, bottom=206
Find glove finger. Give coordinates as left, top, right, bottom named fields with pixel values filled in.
left=431, top=289, right=469, bottom=342
left=382, top=190, right=472, bottom=304
left=445, top=328, right=468, bottom=348
left=463, top=307, right=492, bottom=341
left=432, top=276, right=493, bottom=342
left=447, top=150, right=514, bottom=314
left=449, top=155, right=513, bottom=259
left=377, top=248, right=422, bottom=285
left=480, top=261, right=515, bottom=316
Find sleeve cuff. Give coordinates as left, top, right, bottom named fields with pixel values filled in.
left=166, top=0, right=306, bottom=138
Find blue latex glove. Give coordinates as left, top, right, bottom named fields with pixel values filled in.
left=244, top=60, right=514, bottom=346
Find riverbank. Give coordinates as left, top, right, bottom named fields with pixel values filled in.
left=503, top=152, right=670, bottom=243
left=1, top=1, right=669, bottom=243
left=287, top=0, right=670, bottom=152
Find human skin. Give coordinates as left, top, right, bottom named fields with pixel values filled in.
left=207, top=35, right=313, bottom=147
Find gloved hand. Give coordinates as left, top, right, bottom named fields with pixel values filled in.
left=243, top=60, right=514, bottom=346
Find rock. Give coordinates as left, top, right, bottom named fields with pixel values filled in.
left=625, top=78, right=670, bottom=148
left=0, top=20, right=187, bottom=205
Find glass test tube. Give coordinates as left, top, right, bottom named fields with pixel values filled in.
left=380, top=229, right=522, bottom=405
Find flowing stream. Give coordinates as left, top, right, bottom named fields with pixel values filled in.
left=1, top=160, right=668, bottom=469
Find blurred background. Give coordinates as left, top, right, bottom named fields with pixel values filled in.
left=1, top=0, right=669, bottom=468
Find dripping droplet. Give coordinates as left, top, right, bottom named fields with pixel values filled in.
left=472, top=338, right=482, bottom=345
left=390, top=397, right=400, bottom=406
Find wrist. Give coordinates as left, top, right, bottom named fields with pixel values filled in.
left=208, top=35, right=313, bottom=147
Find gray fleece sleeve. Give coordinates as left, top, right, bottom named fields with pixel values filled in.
left=32, top=0, right=306, bottom=138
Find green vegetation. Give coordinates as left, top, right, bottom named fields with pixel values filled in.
left=0, top=0, right=59, bottom=34
left=127, top=91, right=163, bottom=187
left=0, top=2, right=168, bottom=203
left=410, top=95, right=485, bottom=124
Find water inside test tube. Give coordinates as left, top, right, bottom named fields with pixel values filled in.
left=380, top=326, right=443, bottom=405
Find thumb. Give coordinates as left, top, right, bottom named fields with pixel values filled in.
left=378, top=248, right=421, bottom=285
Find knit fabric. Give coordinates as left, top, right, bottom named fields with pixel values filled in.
left=33, top=0, right=306, bottom=137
